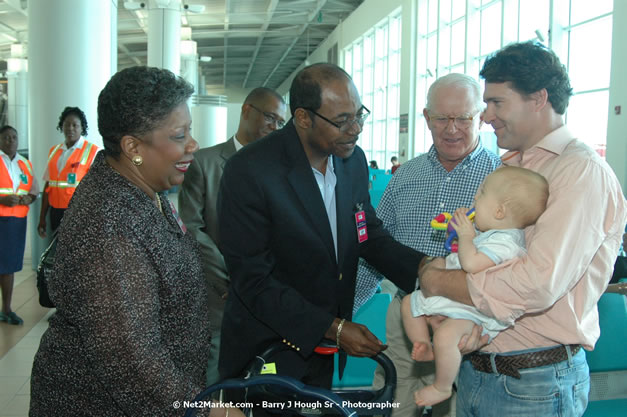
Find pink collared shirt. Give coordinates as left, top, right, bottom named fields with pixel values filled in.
left=467, top=125, right=627, bottom=352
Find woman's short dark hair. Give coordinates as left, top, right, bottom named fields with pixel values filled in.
left=289, top=63, right=351, bottom=116
left=57, top=107, right=88, bottom=136
left=98, top=66, right=194, bottom=158
left=480, top=41, right=573, bottom=115
left=0, top=125, right=16, bottom=135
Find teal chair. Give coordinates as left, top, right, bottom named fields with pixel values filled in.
left=332, top=293, right=392, bottom=388
left=369, top=168, right=386, bottom=178
left=369, top=189, right=385, bottom=209
left=371, top=173, right=392, bottom=191
left=583, top=281, right=627, bottom=416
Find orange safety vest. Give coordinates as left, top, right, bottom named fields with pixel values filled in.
left=0, top=155, right=34, bottom=218
left=47, top=140, right=99, bottom=209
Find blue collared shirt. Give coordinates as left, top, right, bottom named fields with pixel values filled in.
left=354, top=141, right=502, bottom=312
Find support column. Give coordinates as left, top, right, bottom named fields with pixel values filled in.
left=28, top=0, right=116, bottom=263
left=147, top=0, right=182, bottom=74
left=192, top=102, right=228, bottom=148
left=7, top=70, right=28, bottom=151
left=180, top=27, right=199, bottom=99
left=7, top=44, right=28, bottom=151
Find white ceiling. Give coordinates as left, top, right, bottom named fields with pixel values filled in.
left=0, top=0, right=364, bottom=90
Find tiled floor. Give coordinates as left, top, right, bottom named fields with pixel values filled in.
left=0, top=266, right=53, bottom=417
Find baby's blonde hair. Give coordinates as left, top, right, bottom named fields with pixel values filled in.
left=486, top=166, right=549, bottom=228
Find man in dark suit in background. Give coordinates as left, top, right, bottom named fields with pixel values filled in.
left=217, top=63, right=426, bottom=393
left=178, top=87, right=286, bottom=385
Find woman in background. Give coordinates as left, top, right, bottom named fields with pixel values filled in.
left=30, top=67, right=240, bottom=417
left=38, top=106, right=99, bottom=237
left=0, top=125, right=38, bottom=325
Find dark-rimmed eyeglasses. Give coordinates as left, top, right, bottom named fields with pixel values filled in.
left=249, top=104, right=286, bottom=129
left=303, top=105, right=370, bottom=133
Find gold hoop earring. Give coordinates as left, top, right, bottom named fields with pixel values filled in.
left=132, top=155, right=143, bottom=166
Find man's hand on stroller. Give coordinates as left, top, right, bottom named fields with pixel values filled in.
left=325, top=318, right=387, bottom=357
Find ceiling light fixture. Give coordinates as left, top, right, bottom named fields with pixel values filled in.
left=184, top=4, right=205, bottom=13
left=123, top=1, right=145, bottom=10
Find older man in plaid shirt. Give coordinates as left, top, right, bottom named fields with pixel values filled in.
left=356, top=73, right=501, bottom=417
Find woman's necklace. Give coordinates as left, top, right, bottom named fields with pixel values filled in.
left=155, top=194, right=163, bottom=214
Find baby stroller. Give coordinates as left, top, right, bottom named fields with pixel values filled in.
left=185, top=340, right=397, bottom=417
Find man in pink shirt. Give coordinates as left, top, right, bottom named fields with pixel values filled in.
left=419, top=42, right=627, bottom=416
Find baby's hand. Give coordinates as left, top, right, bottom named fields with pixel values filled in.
left=451, top=208, right=475, bottom=240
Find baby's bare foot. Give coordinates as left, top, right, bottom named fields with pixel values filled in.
left=414, top=384, right=452, bottom=407
left=411, top=342, right=434, bottom=361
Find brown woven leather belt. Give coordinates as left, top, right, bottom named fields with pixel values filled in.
left=468, top=344, right=581, bottom=379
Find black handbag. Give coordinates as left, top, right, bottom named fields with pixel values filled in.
left=36, top=233, right=57, bottom=308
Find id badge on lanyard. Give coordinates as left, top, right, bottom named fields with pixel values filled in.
left=355, top=203, right=368, bottom=243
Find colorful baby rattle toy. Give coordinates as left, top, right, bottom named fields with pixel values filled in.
left=430, top=207, right=476, bottom=252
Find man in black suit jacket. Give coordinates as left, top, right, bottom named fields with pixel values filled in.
left=178, top=87, right=286, bottom=386
left=217, top=63, right=425, bottom=389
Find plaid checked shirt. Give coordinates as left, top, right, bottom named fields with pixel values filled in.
left=354, top=141, right=502, bottom=313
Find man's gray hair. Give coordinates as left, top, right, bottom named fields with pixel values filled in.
left=425, top=73, right=483, bottom=114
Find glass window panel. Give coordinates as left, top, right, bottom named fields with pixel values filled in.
left=452, top=0, right=466, bottom=20
left=439, top=24, right=451, bottom=69
left=374, top=89, right=386, bottom=118
left=360, top=123, right=373, bottom=152
left=480, top=4, right=501, bottom=56
left=390, top=17, right=400, bottom=49
left=354, top=43, right=362, bottom=70
left=388, top=85, right=399, bottom=115
left=450, top=63, right=464, bottom=73
left=387, top=122, right=399, bottom=149
left=416, top=119, right=430, bottom=154
left=519, top=0, right=549, bottom=41
left=364, top=34, right=374, bottom=64
left=375, top=26, right=385, bottom=52
left=375, top=60, right=385, bottom=89
left=416, top=77, right=428, bottom=116
left=362, top=92, right=374, bottom=112
left=428, top=0, right=439, bottom=31
left=441, top=0, right=452, bottom=26
left=479, top=131, right=500, bottom=155
left=570, top=0, right=613, bottom=25
left=373, top=120, right=384, bottom=150
left=568, top=16, right=612, bottom=92
left=344, top=49, right=352, bottom=75
left=451, top=21, right=465, bottom=65
left=383, top=59, right=389, bottom=88
left=418, top=0, right=429, bottom=36
left=566, top=90, right=609, bottom=158
left=416, top=39, right=427, bottom=74
left=363, top=65, right=373, bottom=94
left=353, top=71, right=363, bottom=95
left=427, top=35, right=437, bottom=73
left=389, top=52, right=400, bottom=84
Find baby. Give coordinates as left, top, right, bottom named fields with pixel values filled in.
left=401, top=166, right=549, bottom=406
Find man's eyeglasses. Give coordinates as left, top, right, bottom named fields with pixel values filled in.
left=428, top=111, right=480, bottom=129
left=249, top=104, right=286, bottom=129
left=303, top=105, right=370, bottom=133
